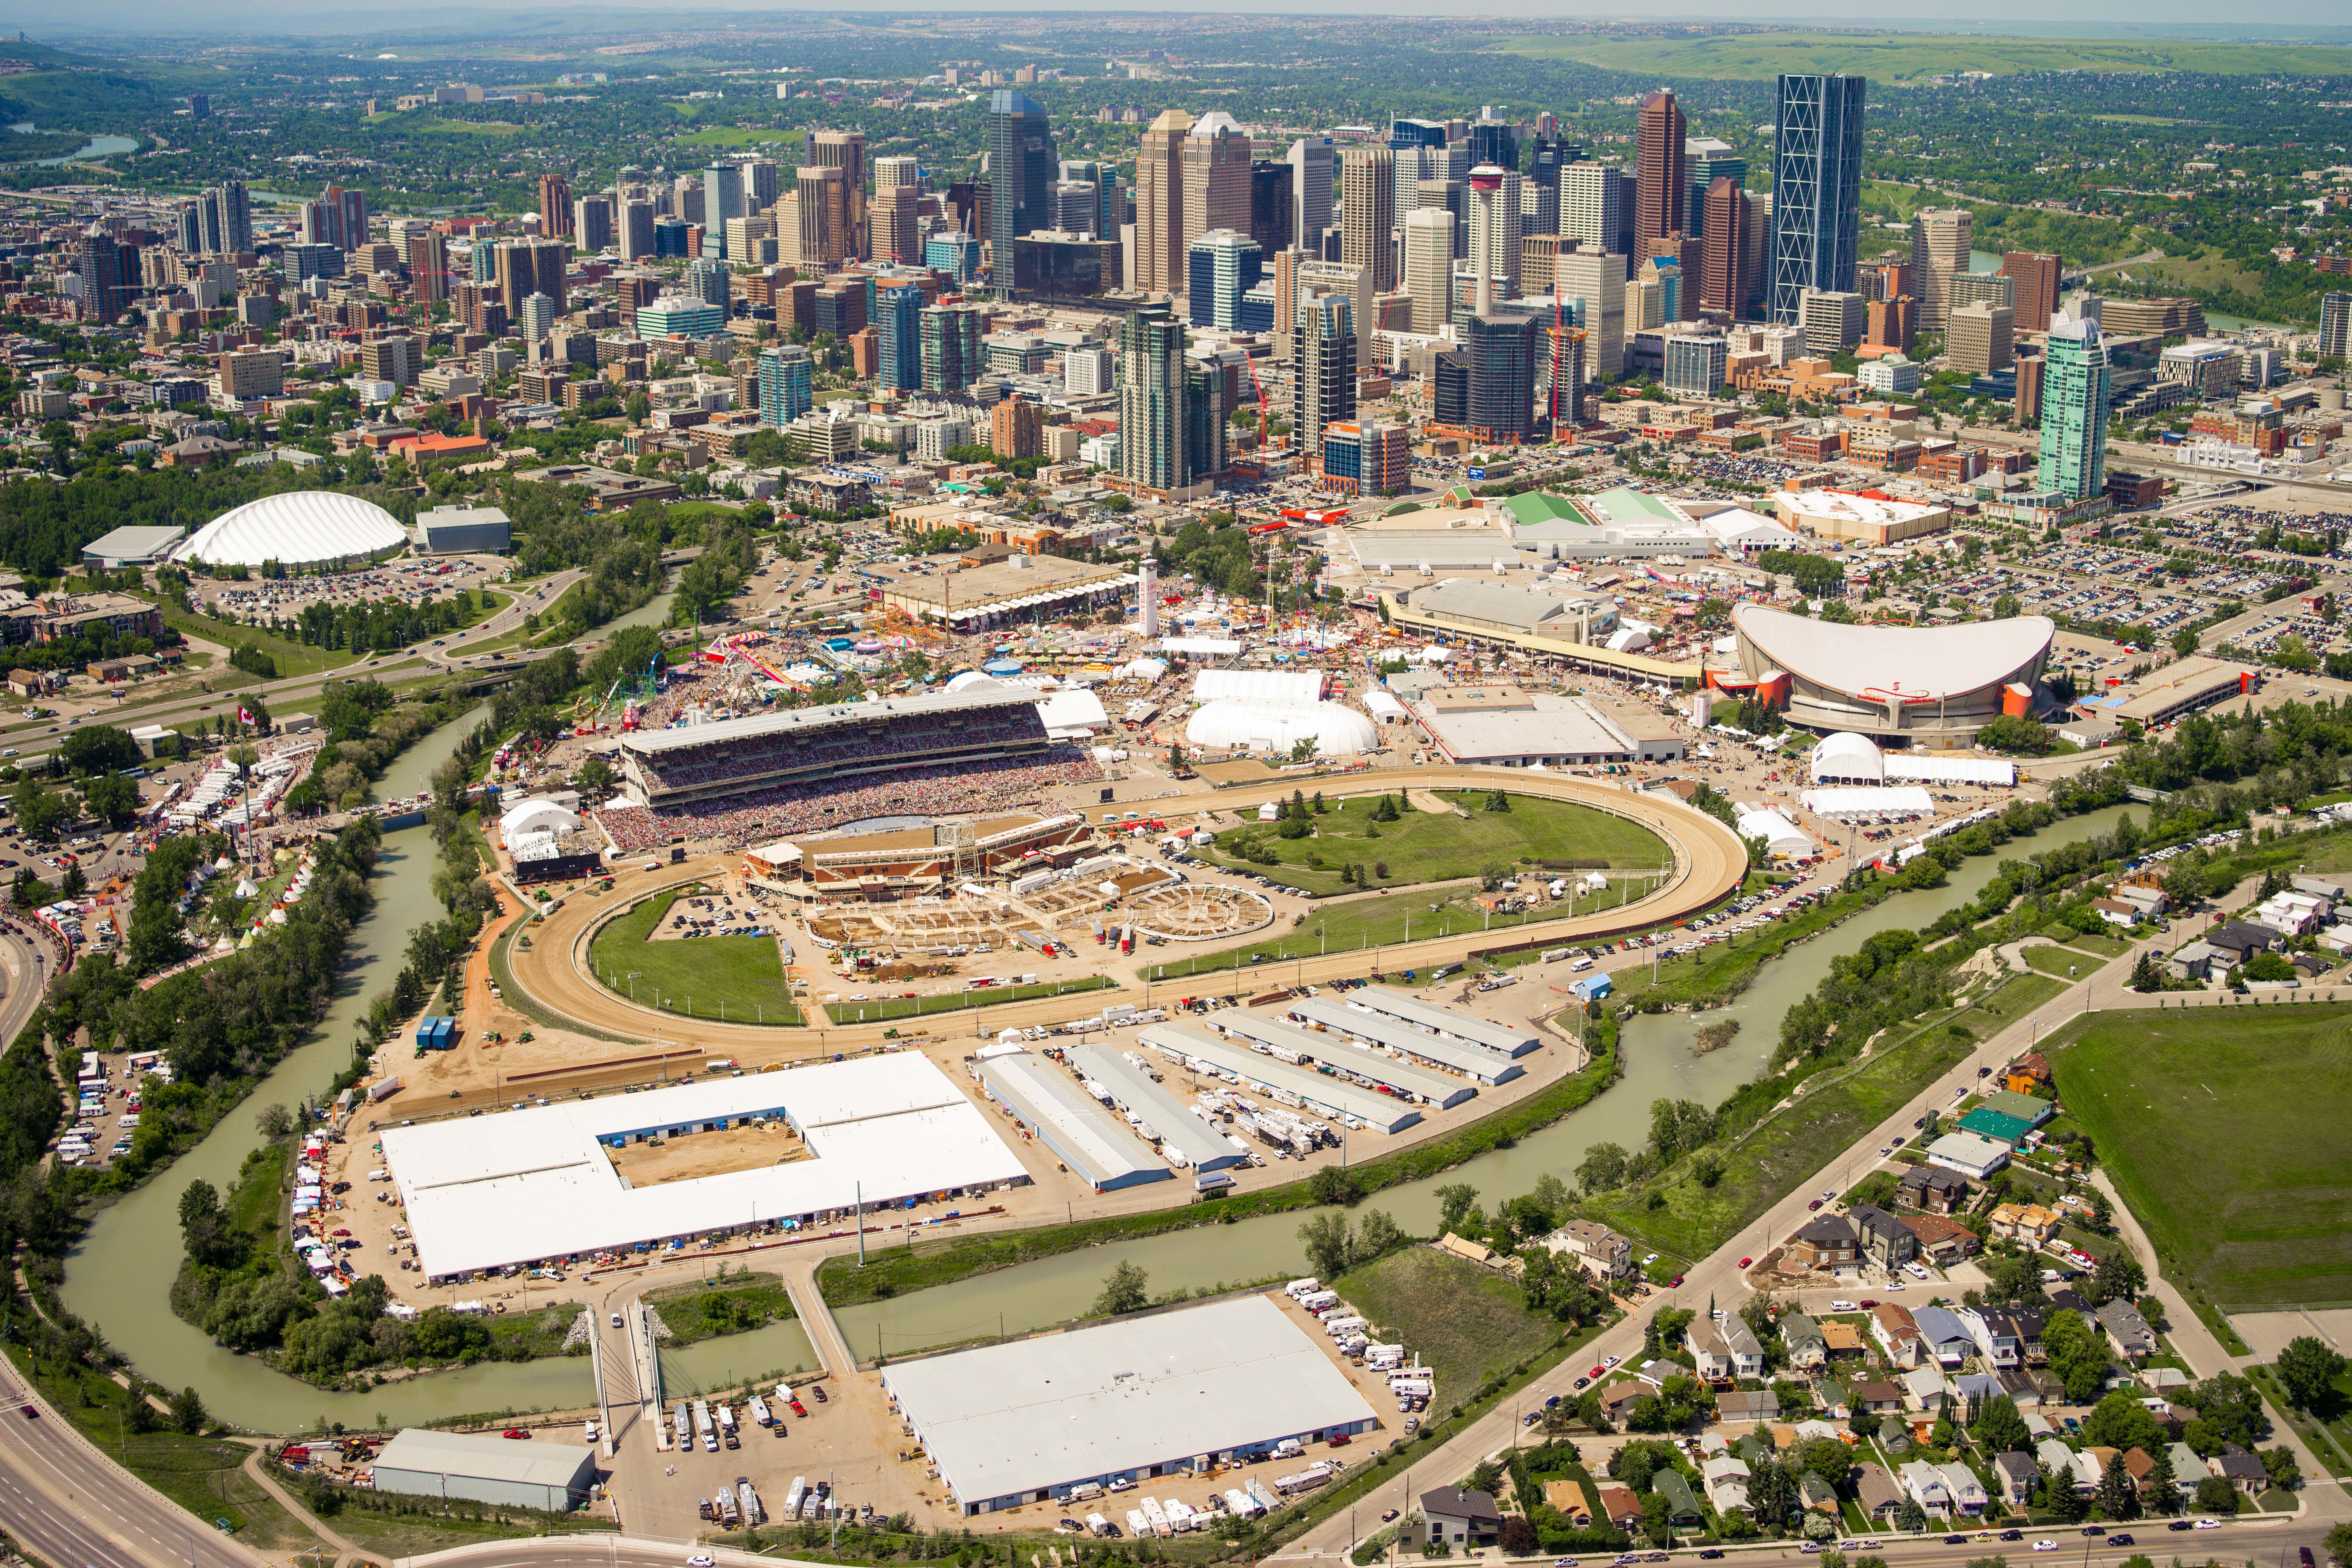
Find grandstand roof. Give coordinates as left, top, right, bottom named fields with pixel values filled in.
left=619, top=684, right=1042, bottom=759
left=1732, top=604, right=2053, bottom=703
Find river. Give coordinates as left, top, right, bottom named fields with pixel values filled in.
left=54, top=722, right=2129, bottom=1428
left=3, top=124, right=136, bottom=167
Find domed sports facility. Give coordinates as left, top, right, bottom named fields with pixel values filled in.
left=173, top=491, right=410, bottom=573
left=1726, top=603, right=2055, bottom=746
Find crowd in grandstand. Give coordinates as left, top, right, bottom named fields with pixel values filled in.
left=597, top=750, right=1105, bottom=852
left=633, top=707, right=1050, bottom=797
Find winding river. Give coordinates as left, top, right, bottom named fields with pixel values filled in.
left=55, top=717, right=2130, bottom=1430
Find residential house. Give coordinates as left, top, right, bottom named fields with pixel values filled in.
left=1543, top=1481, right=1594, bottom=1527
left=2035, top=1438, right=2077, bottom=1486
left=1991, top=1451, right=2037, bottom=1507
left=1959, top=1308, right=2023, bottom=1370
left=1902, top=1365, right=1954, bottom=1411
left=1780, top=1311, right=1828, bottom=1372
left=1789, top=1214, right=1860, bottom=1270
left=1898, top=1165, right=1972, bottom=1214
left=2255, top=890, right=2330, bottom=934
left=2203, top=919, right=2286, bottom=965
left=1958, top=1107, right=2037, bottom=1147
left=2090, top=897, right=2143, bottom=926
left=1854, top=1462, right=1905, bottom=1519
left=1597, top=1380, right=1651, bottom=1422
left=1419, top=1488, right=1502, bottom=1548
left=2209, top=1446, right=2267, bottom=1496
left=1814, top=1377, right=1853, bottom=1419
left=1594, top=1483, right=1645, bottom=1529
left=1652, top=1470, right=1706, bottom=1528
left=1990, top=1202, right=2061, bottom=1243
left=2121, top=1447, right=2160, bottom=1500
left=1870, top=1304, right=1925, bottom=1369
left=2094, top=1300, right=2158, bottom=1362
left=1822, top=1320, right=1869, bottom=1359
left=1939, top=1462, right=1989, bottom=1517
left=1952, top=1372, right=2011, bottom=1422
left=1979, top=1089, right=2056, bottom=1129
left=1636, top=1359, right=1681, bottom=1388
left=1906, top=1215, right=1982, bottom=1264
left=1852, top=1379, right=1906, bottom=1414
left=1721, top=1314, right=1767, bottom=1378
left=1719, top=1389, right=1782, bottom=1423
left=1798, top=1472, right=1839, bottom=1516
left=1547, top=1219, right=1635, bottom=1283
left=1998, top=1367, right=2055, bottom=1407
left=2046, top=1285, right=2092, bottom=1316
left=1898, top=1460, right=1955, bottom=1516
left=2004, top=1054, right=2052, bottom=1095
left=1689, top=1314, right=1765, bottom=1381
left=1702, top=1455, right=1752, bottom=1515
left=1852, top=1203, right=1921, bottom=1266
left=2165, top=1442, right=2203, bottom=1501
left=2109, top=881, right=2169, bottom=918
left=1911, top=1305, right=1977, bottom=1368
left=2167, top=940, right=2220, bottom=983
left=1925, top=1132, right=2014, bottom=1180
left=2070, top=1448, right=2109, bottom=1493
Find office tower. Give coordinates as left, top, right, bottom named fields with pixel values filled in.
left=758, top=343, right=813, bottom=426
left=1859, top=260, right=1912, bottom=302
left=1249, top=161, right=1294, bottom=256
left=1908, top=207, right=1971, bottom=331
left=1060, top=158, right=1123, bottom=244
left=1319, top=420, right=1409, bottom=497
left=2322, top=292, right=2352, bottom=362
left=1402, top=209, right=1456, bottom=333
left=619, top=200, right=656, bottom=262
left=1634, top=91, right=1686, bottom=246
left=2014, top=353, right=2045, bottom=423
left=1554, top=247, right=1625, bottom=379
left=1559, top=163, right=1626, bottom=254
left=653, top=218, right=691, bottom=258
left=1065, top=345, right=1116, bottom=397
left=1948, top=301, right=2014, bottom=375
left=1662, top=331, right=1728, bottom=398
left=871, top=185, right=920, bottom=265
left=1291, top=288, right=1355, bottom=464
left=289, top=243, right=343, bottom=283
left=1340, top=147, right=1396, bottom=293
left=1519, top=233, right=1574, bottom=299
left=74, top=232, right=135, bottom=321
left=1187, top=230, right=1262, bottom=331
left=572, top=196, right=614, bottom=253
left=175, top=203, right=202, bottom=254
left=1135, top=108, right=1192, bottom=295
left=1526, top=135, right=1579, bottom=222
left=1417, top=178, right=1466, bottom=260
left=1867, top=295, right=1916, bottom=352
left=405, top=229, right=450, bottom=305
left=1683, top=138, right=1745, bottom=239
left=925, top=233, right=980, bottom=284
left=795, top=165, right=848, bottom=267
left=1287, top=136, right=1335, bottom=254
left=1768, top=73, right=1866, bottom=325
left=1950, top=271, right=2013, bottom=317
left=1699, top=177, right=1751, bottom=318
left=2038, top=308, right=2110, bottom=500
left=874, top=153, right=920, bottom=199
left=687, top=257, right=732, bottom=311
left=703, top=165, right=745, bottom=257
left=1467, top=110, right=1518, bottom=172
left=1797, top=288, right=1865, bottom=354
left=1465, top=166, right=1522, bottom=309
left=538, top=173, right=573, bottom=238
left=1272, top=249, right=1302, bottom=347
left=1435, top=313, right=1538, bottom=442
left=743, top=158, right=780, bottom=212
left=807, top=130, right=868, bottom=258
left=1118, top=303, right=1188, bottom=491
left=1052, top=179, right=1100, bottom=235
left=1297, top=257, right=1373, bottom=382
left=1546, top=320, right=1587, bottom=428
left=920, top=301, right=983, bottom=392
left=516, top=293, right=556, bottom=342
left=871, top=282, right=924, bottom=391
left=1183, top=113, right=1251, bottom=258
left=2000, top=251, right=2062, bottom=334
left=1184, top=357, right=1227, bottom=482
left=987, top=90, right=1056, bottom=285
left=672, top=175, right=705, bottom=226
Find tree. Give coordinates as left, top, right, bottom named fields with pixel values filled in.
left=1893, top=1496, right=1927, bottom=1534
left=2172, top=627, right=2200, bottom=657
left=2087, top=1250, right=2146, bottom=1307
left=1499, top=1516, right=1538, bottom=1556
left=1434, top=1183, right=1481, bottom=1234
left=168, top=1386, right=209, bottom=1435
left=1092, top=1260, right=1149, bottom=1316
left=2043, top=1309, right=2113, bottom=1403
left=2142, top=1441, right=2177, bottom=1516
left=58, top=725, right=140, bottom=776
left=1298, top=1212, right=1356, bottom=1280
left=2193, top=1475, right=2239, bottom=1514
left=2261, top=1447, right=2299, bottom=1489
left=2083, top=1391, right=2164, bottom=1455
left=1992, top=593, right=2021, bottom=619
left=80, top=771, right=137, bottom=830
left=1577, top=1142, right=1630, bottom=1194
left=1972, top=1395, right=2031, bottom=1454
left=254, top=1102, right=294, bottom=1139
left=2323, top=1524, right=2352, bottom=1568
left=2181, top=1372, right=2267, bottom=1447
left=1746, top=1457, right=1798, bottom=1525
left=2275, top=1335, right=2347, bottom=1413
left=1465, top=1458, right=1504, bottom=1497
left=2094, top=1452, right=2140, bottom=1521
left=177, top=1179, right=238, bottom=1268
left=10, top=777, right=69, bottom=841
left=1355, top=1208, right=1403, bottom=1261
left=1801, top=1512, right=1837, bottom=1543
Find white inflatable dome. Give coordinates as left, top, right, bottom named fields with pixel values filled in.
left=1809, top=730, right=1887, bottom=783
left=499, top=796, right=581, bottom=842
left=1185, top=699, right=1377, bottom=758
left=175, top=491, right=410, bottom=571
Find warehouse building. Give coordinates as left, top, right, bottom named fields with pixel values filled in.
left=1286, top=997, right=1526, bottom=1087
left=370, top=1428, right=597, bottom=1512
left=414, top=503, right=513, bottom=555
left=1407, top=683, right=1686, bottom=769
left=1216, top=1012, right=1482, bottom=1107
left=882, top=1295, right=1379, bottom=1515
left=80, top=525, right=186, bottom=570
left=1137, top=1024, right=1423, bottom=1133
left=1065, top=1044, right=1249, bottom=1173
left=974, top=1048, right=1169, bottom=1192
left=1342, top=989, right=1541, bottom=1059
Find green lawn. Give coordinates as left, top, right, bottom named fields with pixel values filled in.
left=2047, top=1005, right=2352, bottom=1310
left=586, top=886, right=804, bottom=1025
left=1149, top=881, right=1638, bottom=982
left=644, top=1270, right=798, bottom=1348
left=1197, top=789, right=1668, bottom=900
left=821, top=974, right=1114, bottom=1025
left=157, top=605, right=359, bottom=678
left=673, top=126, right=807, bottom=147
left=2021, top=944, right=2105, bottom=979
left=1333, top=1246, right=1562, bottom=1399
left=1488, top=29, right=2352, bottom=79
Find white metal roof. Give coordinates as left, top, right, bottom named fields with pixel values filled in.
left=882, top=1295, right=1377, bottom=1508
left=1733, top=603, right=2053, bottom=702
left=174, top=491, right=409, bottom=568
left=1190, top=669, right=1327, bottom=707
left=976, top=1052, right=1165, bottom=1190
left=620, top=684, right=1039, bottom=757
left=1341, top=987, right=1541, bottom=1058
left=1065, top=1044, right=1247, bottom=1171
left=1286, top=997, right=1524, bottom=1086
left=372, top=1428, right=597, bottom=1491
left=1215, top=1011, right=1480, bottom=1106
left=379, top=1054, right=1027, bottom=1279
left=1136, top=1024, right=1421, bottom=1133
left=1798, top=786, right=1934, bottom=818
left=1885, top=754, right=2016, bottom=786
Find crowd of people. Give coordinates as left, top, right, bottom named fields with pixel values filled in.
left=596, top=749, right=1106, bottom=853
left=637, top=706, right=1051, bottom=796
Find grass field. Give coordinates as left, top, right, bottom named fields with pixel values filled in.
left=2049, top=1007, right=2352, bottom=1310
left=673, top=126, right=806, bottom=147
left=1199, top=789, right=1670, bottom=899
left=2022, top=944, right=2107, bottom=979
left=1487, top=30, right=2352, bottom=80
left=821, top=974, right=1114, bottom=1025
left=1332, top=1247, right=1561, bottom=1398
left=587, top=887, right=804, bottom=1026
left=158, top=604, right=359, bottom=677
left=645, top=1269, right=797, bottom=1348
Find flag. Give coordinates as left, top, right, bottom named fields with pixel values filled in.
left=237, top=705, right=254, bottom=725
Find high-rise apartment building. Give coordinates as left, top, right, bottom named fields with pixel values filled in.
left=1434, top=312, right=1537, bottom=443
left=1699, top=177, right=1751, bottom=318
left=987, top=90, right=1056, bottom=287
left=704, top=165, right=745, bottom=257
left=686, top=257, right=732, bottom=311
left=758, top=343, right=813, bottom=427
left=494, top=239, right=570, bottom=318
left=1134, top=108, right=1193, bottom=296
left=1402, top=209, right=1456, bottom=333
left=1554, top=247, right=1626, bottom=380
left=991, top=395, right=1044, bottom=461
left=1339, top=147, right=1397, bottom=293
left=1187, top=230, right=1263, bottom=330
left=794, top=166, right=848, bottom=267
left=1287, top=137, right=1335, bottom=255
left=920, top=302, right=984, bottom=392
left=1295, top=258, right=1373, bottom=383
left=1950, top=270, right=2013, bottom=316
left=572, top=196, right=614, bottom=253
left=873, top=281, right=925, bottom=392
left=1559, top=163, right=1627, bottom=256
left=1634, top=90, right=1687, bottom=246
left=2037, top=309, right=2110, bottom=501
left=619, top=200, right=656, bottom=262
left=538, top=173, right=573, bottom=238
left=807, top=131, right=868, bottom=260
left=1465, top=165, right=1522, bottom=310
left=1118, top=303, right=1189, bottom=492
left=2322, top=291, right=2352, bottom=363
left=405, top=229, right=450, bottom=305
left=1767, top=73, right=1866, bottom=325
left=1947, top=301, right=2014, bottom=375
left=1908, top=207, right=1972, bottom=332
left=1291, top=288, right=1355, bottom=465
left=1866, top=295, right=1916, bottom=352
left=1999, top=251, right=2062, bottom=334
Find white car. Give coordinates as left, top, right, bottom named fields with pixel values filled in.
left=1829, top=1299, right=1858, bottom=1312
left=688, top=1557, right=716, bottom=1567
left=2033, top=1542, right=2058, bottom=1553
left=2193, top=1519, right=2221, bottom=1530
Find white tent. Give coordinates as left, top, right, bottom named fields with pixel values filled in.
left=1799, top=786, right=1934, bottom=820
left=1809, top=731, right=1886, bottom=784
left=1733, top=804, right=1814, bottom=860
left=1190, top=669, right=1325, bottom=707
left=499, top=797, right=581, bottom=843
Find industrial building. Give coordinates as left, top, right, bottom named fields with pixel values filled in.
left=1286, top=997, right=1527, bottom=1086
left=1065, top=1044, right=1250, bottom=1173
left=1404, top=683, right=1684, bottom=769
left=1728, top=603, right=2055, bottom=746
left=80, top=525, right=186, bottom=570
left=1215, top=1012, right=1483, bottom=1107
left=414, top=503, right=514, bottom=555
left=379, top=1054, right=1029, bottom=1280
left=881, top=1295, right=1379, bottom=1515
left=1770, top=488, right=1951, bottom=546
left=370, top=1428, right=598, bottom=1512
left=1341, top=988, right=1542, bottom=1058
left=1137, top=1024, right=1423, bottom=1133
left=974, top=1047, right=1169, bottom=1192
left=2101, top=657, right=2257, bottom=728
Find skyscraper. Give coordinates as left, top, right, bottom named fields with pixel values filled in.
left=1699, top=176, right=1751, bottom=317
left=494, top=240, right=570, bottom=318
left=1465, top=165, right=1522, bottom=311
left=1525, top=134, right=1580, bottom=236
left=1184, top=357, right=1228, bottom=483
left=1183, top=113, right=1253, bottom=265
left=1466, top=112, right=1518, bottom=176
left=1339, top=147, right=1396, bottom=293
left=1187, top=230, right=1262, bottom=330
left=1297, top=257, right=1374, bottom=380
left=1908, top=207, right=1972, bottom=332
left=74, top=231, right=135, bottom=321
left=874, top=281, right=924, bottom=391
left=703, top=165, right=745, bottom=257
left=538, top=173, right=573, bottom=238
left=687, top=257, right=732, bottom=311
left=1554, top=247, right=1626, bottom=380
left=1134, top=109, right=1193, bottom=296
left=1291, top=288, right=1355, bottom=465
left=1559, top=163, right=1626, bottom=255
left=2322, top=291, right=2352, bottom=363
left=2037, top=308, right=2110, bottom=501
left=1119, top=303, right=1188, bottom=492
left=1767, top=73, right=1866, bottom=326
left=1287, top=137, right=1335, bottom=254
left=1249, top=161, right=1295, bottom=256
left=405, top=228, right=450, bottom=305
left=1634, top=90, right=1686, bottom=246
left=1947, top=301, right=2014, bottom=375
left=808, top=131, right=868, bottom=259
left=572, top=196, right=613, bottom=253
left=1999, top=250, right=2062, bottom=334
left=757, top=343, right=812, bottom=426
left=1435, top=313, right=1538, bottom=443
left=619, top=200, right=656, bottom=262
left=794, top=165, right=848, bottom=267
left=987, top=89, right=1056, bottom=288
left=1402, top=208, right=1455, bottom=333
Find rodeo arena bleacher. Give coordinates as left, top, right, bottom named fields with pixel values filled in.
left=596, top=683, right=1104, bottom=854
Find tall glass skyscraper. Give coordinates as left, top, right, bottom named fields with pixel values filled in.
left=1187, top=230, right=1263, bottom=330
left=874, top=282, right=925, bottom=392
left=1118, top=303, right=1188, bottom=493
left=757, top=344, right=812, bottom=428
left=987, top=90, right=1056, bottom=290
left=2037, top=310, right=2111, bottom=502
left=1768, top=73, right=1866, bottom=325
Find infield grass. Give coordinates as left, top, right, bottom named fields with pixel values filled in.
left=587, top=886, right=804, bottom=1025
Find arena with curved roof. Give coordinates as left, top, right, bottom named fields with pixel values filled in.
left=1728, top=604, right=2055, bottom=745
left=173, top=491, right=411, bottom=572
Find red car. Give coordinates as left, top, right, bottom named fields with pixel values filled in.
left=1859, top=1298, right=1878, bottom=1308
left=1666, top=1276, right=1684, bottom=1288
left=1806, top=1200, right=1823, bottom=1211
left=1589, top=1365, right=1605, bottom=1378
left=1738, top=1257, right=1753, bottom=1269
left=501, top=1428, right=531, bottom=1439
